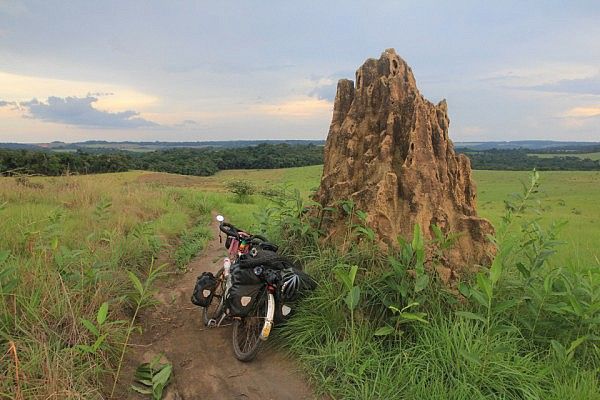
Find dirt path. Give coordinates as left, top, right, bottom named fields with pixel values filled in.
left=121, top=218, right=316, bottom=400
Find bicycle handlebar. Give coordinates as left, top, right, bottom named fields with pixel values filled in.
left=218, top=218, right=270, bottom=244
left=219, top=222, right=240, bottom=238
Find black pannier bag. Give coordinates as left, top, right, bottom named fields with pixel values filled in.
left=226, top=264, right=263, bottom=317
left=191, top=272, right=217, bottom=307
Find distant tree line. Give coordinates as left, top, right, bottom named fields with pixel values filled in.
left=456, top=148, right=600, bottom=171
left=2, top=145, right=599, bottom=177
left=531, top=144, right=600, bottom=154
left=0, top=150, right=131, bottom=175
left=0, top=143, right=324, bottom=176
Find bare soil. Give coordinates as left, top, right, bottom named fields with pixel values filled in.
left=119, top=218, right=316, bottom=400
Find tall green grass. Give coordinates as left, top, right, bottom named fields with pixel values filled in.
left=0, top=173, right=213, bottom=399
left=261, top=172, right=600, bottom=399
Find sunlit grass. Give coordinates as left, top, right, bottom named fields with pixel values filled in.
left=0, top=172, right=213, bottom=398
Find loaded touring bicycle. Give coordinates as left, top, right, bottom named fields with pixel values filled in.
left=191, top=215, right=315, bottom=361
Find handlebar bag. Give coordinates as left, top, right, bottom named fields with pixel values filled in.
left=226, top=264, right=263, bottom=317
left=191, top=272, right=217, bottom=307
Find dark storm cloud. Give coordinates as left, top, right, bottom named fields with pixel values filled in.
left=18, top=96, right=158, bottom=128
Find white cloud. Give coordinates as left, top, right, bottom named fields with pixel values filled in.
left=0, top=71, right=158, bottom=111
left=563, top=106, right=600, bottom=118
left=253, top=97, right=332, bottom=118
left=1, top=96, right=158, bottom=128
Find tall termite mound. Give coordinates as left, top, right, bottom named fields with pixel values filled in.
left=314, top=49, right=495, bottom=275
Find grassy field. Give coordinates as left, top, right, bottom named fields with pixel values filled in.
left=0, top=172, right=213, bottom=399
left=150, top=165, right=598, bottom=267
left=1, top=167, right=598, bottom=399
left=529, top=152, right=600, bottom=161
left=208, top=166, right=598, bottom=399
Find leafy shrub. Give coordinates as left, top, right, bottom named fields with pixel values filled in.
left=225, top=180, right=256, bottom=203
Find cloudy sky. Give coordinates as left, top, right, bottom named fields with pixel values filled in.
left=0, top=1, right=598, bottom=143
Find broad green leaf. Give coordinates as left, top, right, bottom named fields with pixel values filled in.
left=399, top=312, right=428, bottom=324
left=399, top=302, right=420, bottom=313
left=131, top=385, right=153, bottom=395
left=355, top=210, right=367, bottom=222
left=476, top=273, right=492, bottom=303
left=414, top=274, right=429, bottom=293
left=348, top=265, right=358, bottom=287
left=414, top=248, right=425, bottom=271
left=97, top=302, right=109, bottom=325
left=137, top=379, right=153, bottom=386
left=458, top=282, right=471, bottom=298
left=152, top=364, right=173, bottom=399
left=470, top=289, right=488, bottom=308
left=567, top=294, right=584, bottom=317
left=92, top=333, right=108, bottom=351
left=334, top=268, right=352, bottom=291
left=356, top=226, right=375, bottom=241
left=374, top=326, right=395, bottom=336
left=345, top=286, right=361, bottom=311
left=489, top=256, right=502, bottom=285
left=81, top=318, right=99, bottom=336
left=152, top=364, right=172, bottom=385
left=455, top=311, right=487, bottom=323
left=411, top=224, right=423, bottom=251
left=75, top=344, right=94, bottom=354
left=128, top=271, right=144, bottom=296
left=389, top=305, right=400, bottom=313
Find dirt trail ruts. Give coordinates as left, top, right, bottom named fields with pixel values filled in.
left=121, top=218, right=316, bottom=400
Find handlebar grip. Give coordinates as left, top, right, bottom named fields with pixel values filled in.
left=219, top=222, right=238, bottom=237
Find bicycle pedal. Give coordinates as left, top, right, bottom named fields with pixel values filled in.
left=207, top=319, right=217, bottom=328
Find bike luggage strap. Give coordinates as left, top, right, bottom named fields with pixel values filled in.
left=237, top=252, right=293, bottom=270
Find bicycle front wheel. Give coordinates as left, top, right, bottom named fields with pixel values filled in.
left=231, top=292, right=268, bottom=362
left=203, top=268, right=225, bottom=326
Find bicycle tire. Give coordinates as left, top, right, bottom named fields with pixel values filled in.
left=203, top=268, right=226, bottom=326
left=231, top=292, right=266, bottom=362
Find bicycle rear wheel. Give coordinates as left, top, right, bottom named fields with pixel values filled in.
left=203, top=268, right=225, bottom=326
left=231, top=292, right=267, bottom=362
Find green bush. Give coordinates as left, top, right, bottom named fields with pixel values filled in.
left=225, top=180, right=256, bottom=203
left=269, top=170, right=600, bottom=399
